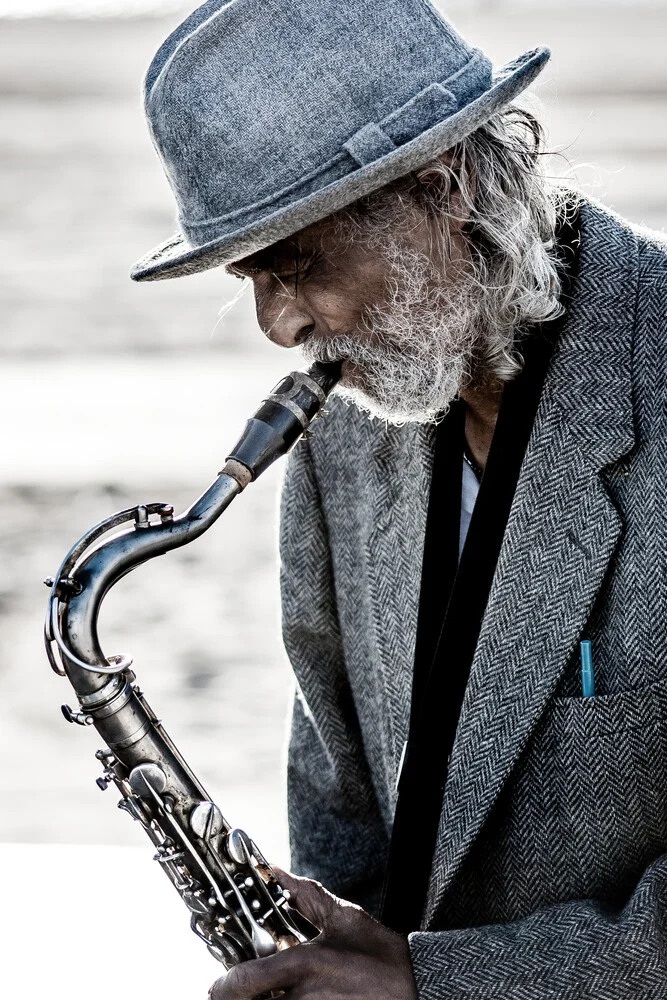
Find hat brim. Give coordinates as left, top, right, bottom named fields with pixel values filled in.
left=131, top=46, right=550, bottom=282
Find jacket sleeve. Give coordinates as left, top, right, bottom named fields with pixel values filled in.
left=409, top=855, right=667, bottom=999
left=279, top=438, right=389, bottom=917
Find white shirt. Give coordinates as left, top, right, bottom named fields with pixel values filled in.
left=459, top=457, right=480, bottom=559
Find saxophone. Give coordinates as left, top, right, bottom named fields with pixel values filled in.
left=44, top=360, right=341, bottom=969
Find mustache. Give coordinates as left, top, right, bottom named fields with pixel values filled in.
left=302, top=330, right=408, bottom=367
left=301, top=334, right=356, bottom=366
left=301, top=336, right=345, bottom=363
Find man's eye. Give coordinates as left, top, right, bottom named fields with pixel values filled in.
left=227, top=265, right=260, bottom=279
left=272, top=255, right=319, bottom=282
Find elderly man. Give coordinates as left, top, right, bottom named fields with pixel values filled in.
left=132, top=1, right=667, bottom=997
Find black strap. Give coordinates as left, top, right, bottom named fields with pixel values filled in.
left=380, top=210, right=582, bottom=934
left=408, top=398, right=465, bottom=725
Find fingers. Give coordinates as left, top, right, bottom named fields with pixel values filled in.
left=209, top=947, right=306, bottom=1000
left=271, top=865, right=298, bottom=895
left=272, top=868, right=341, bottom=931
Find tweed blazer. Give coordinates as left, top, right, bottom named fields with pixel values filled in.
left=279, top=196, right=667, bottom=999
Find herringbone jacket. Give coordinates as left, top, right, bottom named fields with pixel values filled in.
left=279, top=197, right=667, bottom=998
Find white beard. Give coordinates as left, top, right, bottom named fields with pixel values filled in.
left=301, top=243, right=480, bottom=425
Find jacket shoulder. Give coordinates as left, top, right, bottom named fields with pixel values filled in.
left=576, top=195, right=667, bottom=337
left=575, top=192, right=666, bottom=280
left=634, top=221, right=667, bottom=285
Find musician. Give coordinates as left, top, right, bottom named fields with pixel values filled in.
left=132, top=1, right=667, bottom=996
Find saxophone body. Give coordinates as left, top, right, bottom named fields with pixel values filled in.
left=44, top=361, right=340, bottom=969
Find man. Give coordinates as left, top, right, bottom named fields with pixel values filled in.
left=132, top=1, right=667, bottom=996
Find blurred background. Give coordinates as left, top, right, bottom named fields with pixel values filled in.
left=1, top=1, right=665, bottom=997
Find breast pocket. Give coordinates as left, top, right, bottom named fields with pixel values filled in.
left=543, top=677, right=667, bottom=902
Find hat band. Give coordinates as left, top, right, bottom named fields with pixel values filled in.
left=182, top=151, right=355, bottom=243
left=181, top=48, right=492, bottom=245
left=344, top=49, right=491, bottom=167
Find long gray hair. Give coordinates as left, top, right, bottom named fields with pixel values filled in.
left=335, top=105, right=567, bottom=387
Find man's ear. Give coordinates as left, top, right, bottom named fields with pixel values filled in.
left=416, top=151, right=476, bottom=234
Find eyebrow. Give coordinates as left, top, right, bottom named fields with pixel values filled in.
left=225, top=251, right=269, bottom=276
left=225, top=242, right=306, bottom=278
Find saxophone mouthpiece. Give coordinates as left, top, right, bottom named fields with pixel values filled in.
left=224, top=360, right=342, bottom=483
left=304, top=359, right=343, bottom=394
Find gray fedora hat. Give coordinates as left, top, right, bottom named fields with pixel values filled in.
left=131, top=0, right=550, bottom=282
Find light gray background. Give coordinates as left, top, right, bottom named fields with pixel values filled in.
left=0, top=4, right=664, bottom=998
left=0, top=0, right=665, bottom=921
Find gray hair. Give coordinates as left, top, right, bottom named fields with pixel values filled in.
left=334, top=106, right=567, bottom=386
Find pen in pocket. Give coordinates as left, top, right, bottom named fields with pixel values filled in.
left=580, top=640, right=595, bottom=698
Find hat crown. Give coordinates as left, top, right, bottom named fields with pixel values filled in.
left=145, top=0, right=492, bottom=241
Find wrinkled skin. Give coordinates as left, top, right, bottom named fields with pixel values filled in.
left=208, top=870, right=419, bottom=1000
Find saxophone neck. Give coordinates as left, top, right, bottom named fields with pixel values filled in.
left=45, top=360, right=341, bottom=696
left=48, top=473, right=243, bottom=696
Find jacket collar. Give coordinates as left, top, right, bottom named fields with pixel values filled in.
left=424, top=196, right=639, bottom=925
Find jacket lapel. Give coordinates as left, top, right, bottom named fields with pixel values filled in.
left=425, top=199, right=639, bottom=924
left=363, top=419, right=436, bottom=804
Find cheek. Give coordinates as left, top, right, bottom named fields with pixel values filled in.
left=310, top=289, right=361, bottom=331
left=306, top=273, right=386, bottom=334
left=253, top=282, right=276, bottom=330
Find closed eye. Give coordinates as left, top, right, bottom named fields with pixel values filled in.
left=225, top=263, right=262, bottom=279
left=271, top=252, right=321, bottom=282
left=227, top=250, right=321, bottom=283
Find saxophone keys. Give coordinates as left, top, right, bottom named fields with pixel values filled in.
left=227, top=827, right=254, bottom=865
left=61, top=703, right=94, bottom=727
left=190, top=801, right=225, bottom=840
left=182, top=888, right=211, bottom=915
left=128, top=762, right=168, bottom=798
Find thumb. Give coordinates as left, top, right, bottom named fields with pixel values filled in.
left=272, top=866, right=347, bottom=932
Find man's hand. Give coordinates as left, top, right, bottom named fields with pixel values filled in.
left=209, top=869, right=419, bottom=1000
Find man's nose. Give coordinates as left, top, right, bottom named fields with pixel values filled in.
left=256, top=293, right=315, bottom=349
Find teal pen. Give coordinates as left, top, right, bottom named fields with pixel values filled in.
left=580, top=640, right=595, bottom=698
